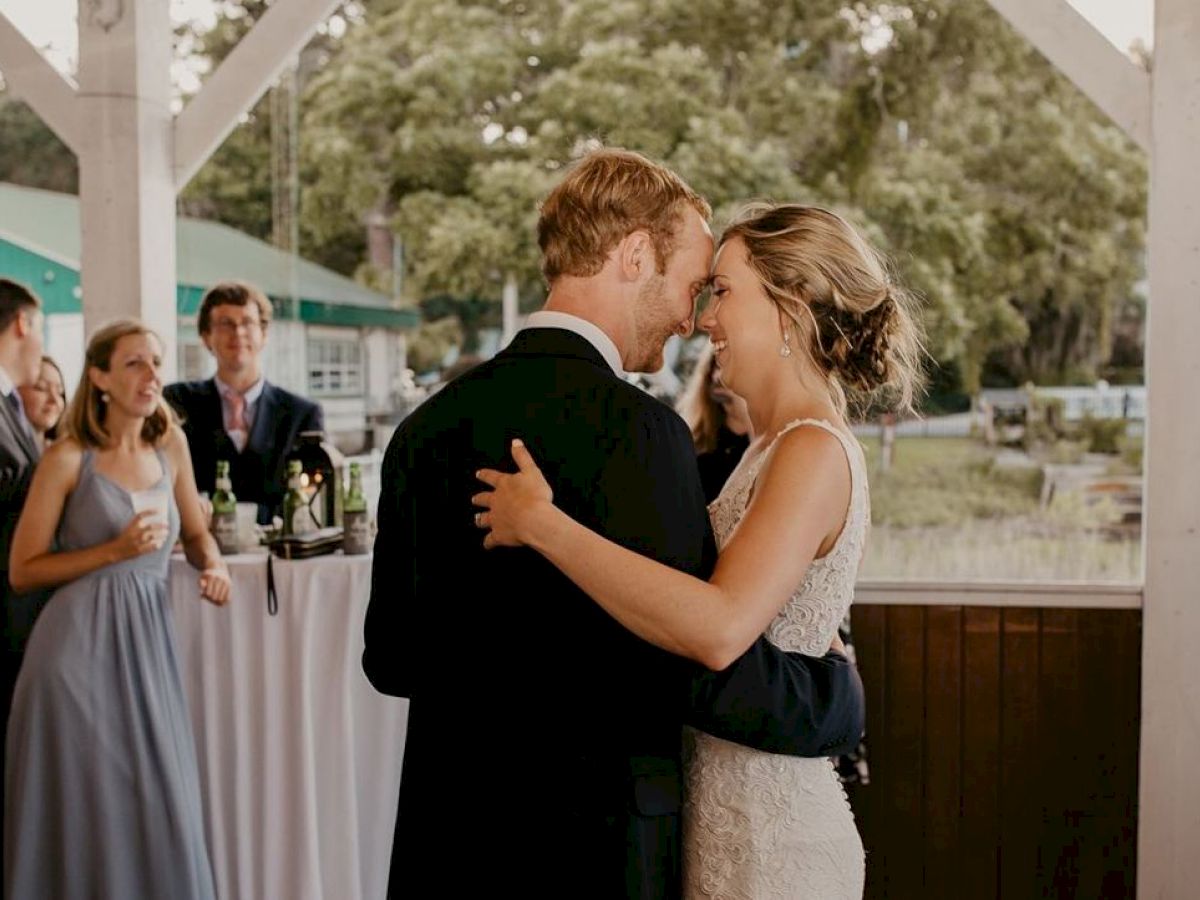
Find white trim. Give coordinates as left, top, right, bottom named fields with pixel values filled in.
left=0, top=228, right=80, bottom=271
left=0, top=13, right=79, bottom=153
left=986, top=0, right=1151, bottom=151
left=1137, top=0, right=1200, bottom=895
left=855, top=580, right=1142, bottom=609
left=173, top=0, right=341, bottom=190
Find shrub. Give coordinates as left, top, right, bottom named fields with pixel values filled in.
left=1077, top=415, right=1126, bottom=454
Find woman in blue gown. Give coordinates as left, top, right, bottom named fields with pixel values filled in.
left=4, top=319, right=230, bottom=899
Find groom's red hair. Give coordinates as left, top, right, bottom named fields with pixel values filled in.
left=537, top=147, right=710, bottom=284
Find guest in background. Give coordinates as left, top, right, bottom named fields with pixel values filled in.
left=16, top=356, right=66, bottom=450
left=676, top=342, right=752, bottom=503
left=164, top=281, right=323, bottom=524
left=0, top=279, right=48, bottom=862
left=5, top=319, right=228, bottom=899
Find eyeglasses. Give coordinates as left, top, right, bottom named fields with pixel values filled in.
left=212, top=317, right=264, bottom=334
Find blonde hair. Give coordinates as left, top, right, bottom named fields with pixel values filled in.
left=538, top=148, right=712, bottom=284
left=720, top=203, right=926, bottom=419
left=64, top=319, right=177, bottom=448
left=676, top=343, right=725, bottom=454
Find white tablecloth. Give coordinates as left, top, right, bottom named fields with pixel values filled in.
left=169, top=552, right=408, bottom=900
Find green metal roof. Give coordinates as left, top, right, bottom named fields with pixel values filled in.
left=0, top=182, right=418, bottom=329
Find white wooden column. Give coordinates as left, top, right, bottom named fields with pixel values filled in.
left=1139, top=0, right=1200, bottom=895
left=76, top=0, right=178, bottom=376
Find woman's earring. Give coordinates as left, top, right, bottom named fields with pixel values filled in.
left=779, top=330, right=793, bottom=358
left=100, top=391, right=110, bottom=404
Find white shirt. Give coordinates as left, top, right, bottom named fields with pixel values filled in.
left=0, top=366, right=16, bottom=399
left=215, top=376, right=266, bottom=453
left=521, top=311, right=624, bottom=376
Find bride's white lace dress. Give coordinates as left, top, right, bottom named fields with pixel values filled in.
left=683, top=419, right=867, bottom=899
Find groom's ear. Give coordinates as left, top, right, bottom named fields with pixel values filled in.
left=617, top=230, right=653, bottom=282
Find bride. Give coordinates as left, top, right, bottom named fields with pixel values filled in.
left=473, top=202, right=924, bottom=898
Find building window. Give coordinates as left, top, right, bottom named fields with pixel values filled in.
left=308, top=337, right=363, bottom=396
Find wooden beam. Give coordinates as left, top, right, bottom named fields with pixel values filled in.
left=1139, top=1, right=1200, bottom=894
left=987, top=0, right=1150, bottom=151
left=856, top=581, right=1142, bottom=610
left=0, top=13, right=79, bottom=153
left=173, top=0, right=340, bottom=190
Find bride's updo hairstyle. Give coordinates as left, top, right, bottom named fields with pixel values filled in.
left=719, top=202, right=925, bottom=418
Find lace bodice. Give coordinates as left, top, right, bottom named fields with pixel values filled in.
left=707, top=418, right=869, bottom=656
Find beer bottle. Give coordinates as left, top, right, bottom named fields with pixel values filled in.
left=211, top=460, right=239, bottom=554
left=342, top=463, right=371, bottom=555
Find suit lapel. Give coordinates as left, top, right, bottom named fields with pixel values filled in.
left=202, top=378, right=225, bottom=432
left=247, top=382, right=277, bottom=455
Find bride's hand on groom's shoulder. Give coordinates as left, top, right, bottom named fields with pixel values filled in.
left=472, top=439, right=554, bottom=549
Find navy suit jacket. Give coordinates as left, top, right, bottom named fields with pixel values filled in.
left=164, top=378, right=323, bottom=524
left=364, top=329, right=865, bottom=898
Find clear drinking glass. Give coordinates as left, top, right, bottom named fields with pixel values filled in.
left=130, top=488, right=170, bottom=549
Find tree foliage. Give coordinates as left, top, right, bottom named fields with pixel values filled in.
left=0, top=0, right=1147, bottom=392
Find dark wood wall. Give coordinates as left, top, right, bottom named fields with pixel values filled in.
left=847, top=604, right=1140, bottom=899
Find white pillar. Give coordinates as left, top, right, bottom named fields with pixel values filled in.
left=76, top=0, right=178, bottom=378
left=1138, top=0, right=1200, bottom=895
left=501, top=271, right=519, bottom=347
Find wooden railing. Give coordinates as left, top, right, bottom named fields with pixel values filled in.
left=847, top=591, right=1140, bottom=899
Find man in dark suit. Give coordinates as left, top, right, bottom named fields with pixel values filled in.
left=164, top=281, right=322, bottom=525
left=0, top=279, right=50, bottom=861
left=364, top=150, right=865, bottom=898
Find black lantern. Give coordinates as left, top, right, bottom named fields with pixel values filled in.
left=288, top=431, right=345, bottom=528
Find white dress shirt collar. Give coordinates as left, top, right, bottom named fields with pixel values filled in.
left=0, top=366, right=15, bottom=398
left=521, top=311, right=624, bottom=376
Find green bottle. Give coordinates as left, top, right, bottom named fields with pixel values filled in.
left=342, top=463, right=370, bottom=555
left=211, top=460, right=239, bottom=554
left=282, top=459, right=315, bottom=536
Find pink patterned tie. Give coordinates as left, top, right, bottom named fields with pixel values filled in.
left=226, top=391, right=248, bottom=434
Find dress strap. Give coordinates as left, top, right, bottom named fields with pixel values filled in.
left=153, top=445, right=174, bottom=486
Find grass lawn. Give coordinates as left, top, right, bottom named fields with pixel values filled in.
left=855, top=436, right=1141, bottom=582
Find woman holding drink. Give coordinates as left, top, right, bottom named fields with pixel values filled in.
left=4, top=319, right=228, bottom=899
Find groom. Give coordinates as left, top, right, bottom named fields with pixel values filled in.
left=364, top=149, right=865, bottom=898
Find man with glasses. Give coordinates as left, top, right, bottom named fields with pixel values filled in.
left=165, top=281, right=323, bottom=525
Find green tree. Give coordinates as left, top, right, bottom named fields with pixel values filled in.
left=824, top=0, right=1146, bottom=391
left=0, top=95, right=77, bottom=192
left=173, top=0, right=1147, bottom=395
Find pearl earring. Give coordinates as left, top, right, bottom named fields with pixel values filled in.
left=100, top=391, right=110, bottom=403
left=779, top=331, right=793, bottom=358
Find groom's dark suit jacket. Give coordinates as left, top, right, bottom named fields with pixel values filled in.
left=164, top=378, right=323, bottom=525
left=364, top=329, right=865, bottom=898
